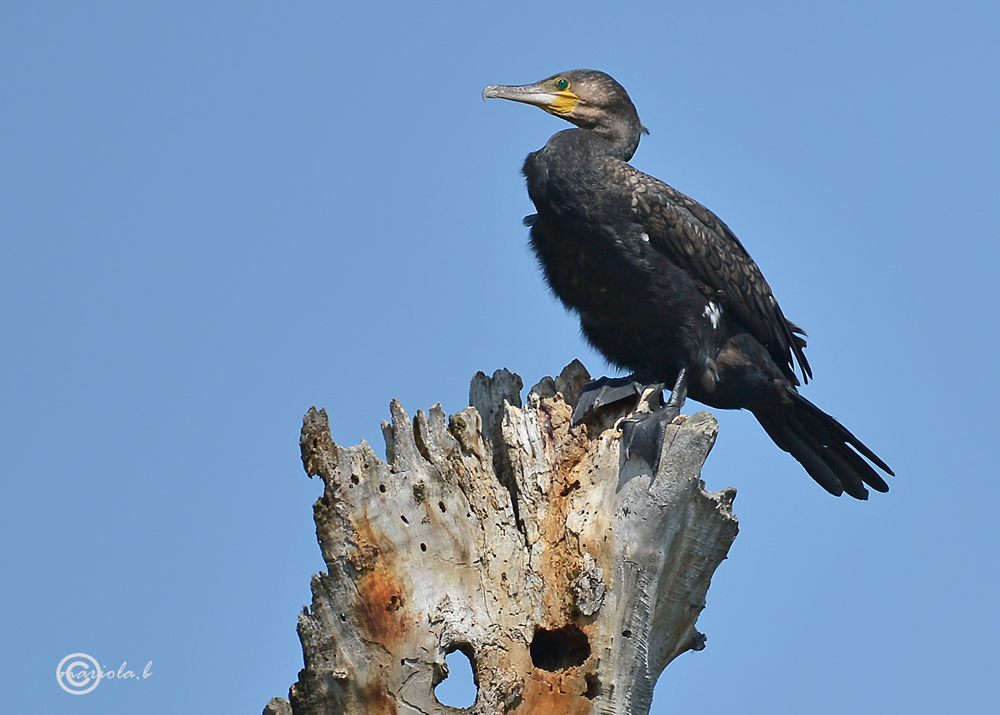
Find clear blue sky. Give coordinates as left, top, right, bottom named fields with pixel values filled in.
left=2, top=1, right=998, bottom=712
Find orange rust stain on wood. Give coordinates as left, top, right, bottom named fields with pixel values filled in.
left=351, top=519, right=411, bottom=645
left=362, top=680, right=399, bottom=715
left=537, top=395, right=589, bottom=473
left=534, top=395, right=592, bottom=623
left=513, top=670, right=593, bottom=715
left=357, top=565, right=409, bottom=643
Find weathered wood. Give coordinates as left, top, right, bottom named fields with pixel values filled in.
left=271, top=362, right=738, bottom=715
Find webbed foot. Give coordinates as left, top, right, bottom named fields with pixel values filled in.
left=571, top=375, right=648, bottom=426
left=620, top=368, right=689, bottom=470
left=621, top=406, right=680, bottom=469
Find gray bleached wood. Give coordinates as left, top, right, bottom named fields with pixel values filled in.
left=271, top=361, right=738, bottom=715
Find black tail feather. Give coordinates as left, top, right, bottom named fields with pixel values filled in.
left=798, top=394, right=894, bottom=476
left=754, top=392, right=892, bottom=499
left=835, top=439, right=890, bottom=493
left=757, top=413, right=845, bottom=497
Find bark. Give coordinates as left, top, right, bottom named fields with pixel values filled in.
left=268, top=361, right=738, bottom=715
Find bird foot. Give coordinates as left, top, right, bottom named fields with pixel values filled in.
left=620, top=368, right=689, bottom=470
left=571, top=376, right=654, bottom=426
left=620, top=404, right=681, bottom=470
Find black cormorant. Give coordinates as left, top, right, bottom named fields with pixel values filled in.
left=483, top=69, right=892, bottom=499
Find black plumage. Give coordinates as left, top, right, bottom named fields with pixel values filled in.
left=484, top=69, right=892, bottom=499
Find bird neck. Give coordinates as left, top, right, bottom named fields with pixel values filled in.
left=583, top=114, right=642, bottom=161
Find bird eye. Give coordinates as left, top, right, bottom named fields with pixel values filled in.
left=555, top=78, right=570, bottom=91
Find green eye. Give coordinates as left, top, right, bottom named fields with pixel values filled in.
left=555, top=78, right=570, bottom=91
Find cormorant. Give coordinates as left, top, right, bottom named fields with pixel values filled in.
left=483, top=69, right=893, bottom=499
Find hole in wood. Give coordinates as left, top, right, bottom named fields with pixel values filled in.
left=584, top=672, right=602, bottom=699
left=530, top=624, right=590, bottom=671
left=434, top=644, right=477, bottom=709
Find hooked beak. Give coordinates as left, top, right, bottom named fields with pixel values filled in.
left=483, top=81, right=579, bottom=115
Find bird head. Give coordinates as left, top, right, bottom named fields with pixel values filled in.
left=484, top=69, right=646, bottom=157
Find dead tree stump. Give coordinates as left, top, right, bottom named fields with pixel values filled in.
left=269, top=361, right=738, bottom=715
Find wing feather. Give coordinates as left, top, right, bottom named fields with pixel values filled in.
left=613, top=160, right=812, bottom=383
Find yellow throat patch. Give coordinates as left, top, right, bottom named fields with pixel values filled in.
left=545, top=90, right=579, bottom=115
